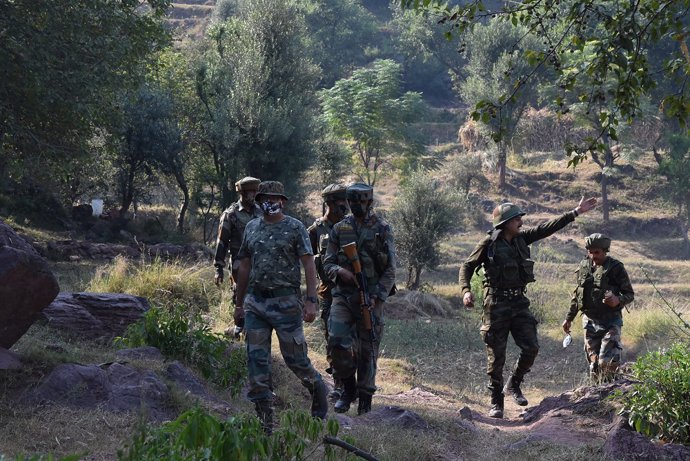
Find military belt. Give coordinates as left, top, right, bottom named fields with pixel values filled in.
left=488, top=287, right=526, bottom=299
left=248, top=287, right=300, bottom=299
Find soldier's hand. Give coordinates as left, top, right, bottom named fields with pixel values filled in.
left=214, top=267, right=224, bottom=286
left=463, top=292, right=474, bottom=308
left=303, top=300, right=317, bottom=323
left=575, top=196, right=597, bottom=215
left=603, top=290, right=620, bottom=308
left=562, top=319, right=571, bottom=334
left=337, top=268, right=357, bottom=286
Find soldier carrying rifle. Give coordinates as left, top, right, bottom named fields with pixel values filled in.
left=323, top=182, right=396, bottom=415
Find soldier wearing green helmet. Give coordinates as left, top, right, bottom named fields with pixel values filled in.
left=563, top=233, right=634, bottom=381
left=323, top=182, right=396, bottom=415
left=214, top=176, right=263, bottom=336
left=459, top=196, right=597, bottom=418
left=308, top=184, right=350, bottom=401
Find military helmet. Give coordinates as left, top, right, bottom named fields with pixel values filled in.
left=492, top=202, right=526, bottom=228
left=235, top=176, right=261, bottom=192
left=346, top=182, right=373, bottom=202
left=321, top=183, right=347, bottom=202
left=256, top=180, right=289, bottom=201
left=585, top=233, right=611, bottom=251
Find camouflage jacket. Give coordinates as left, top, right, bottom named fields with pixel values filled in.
left=567, top=256, right=634, bottom=322
left=308, top=217, right=336, bottom=296
left=459, top=211, right=577, bottom=295
left=236, top=215, right=313, bottom=291
left=214, top=200, right=262, bottom=269
left=323, top=213, right=396, bottom=301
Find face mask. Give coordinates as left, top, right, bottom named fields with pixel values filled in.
left=261, top=200, right=282, bottom=215
left=350, top=202, right=366, bottom=218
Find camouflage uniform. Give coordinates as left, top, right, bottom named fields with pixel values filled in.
left=460, top=208, right=580, bottom=411
left=214, top=177, right=262, bottom=289
left=323, top=195, right=396, bottom=413
left=237, top=215, right=324, bottom=403
left=566, top=236, right=634, bottom=379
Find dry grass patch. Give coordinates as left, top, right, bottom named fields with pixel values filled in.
left=385, top=290, right=454, bottom=319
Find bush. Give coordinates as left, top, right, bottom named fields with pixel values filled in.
left=118, top=407, right=343, bottom=461
left=117, top=306, right=246, bottom=395
left=616, top=342, right=690, bottom=444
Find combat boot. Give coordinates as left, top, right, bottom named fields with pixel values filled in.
left=311, top=380, right=329, bottom=419
left=254, top=399, right=274, bottom=434
left=504, top=375, right=528, bottom=406
left=328, top=377, right=343, bottom=403
left=334, top=376, right=357, bottom=413
left=489, top=389, right=504, bottom=418
left=357, top=392, right=372, bottom=415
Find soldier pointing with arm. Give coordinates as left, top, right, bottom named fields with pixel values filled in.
left=459, top=196, right=596, bottom=418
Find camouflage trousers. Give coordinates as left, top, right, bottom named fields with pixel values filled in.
left=244, top=293, right=323, bottom=402
left=327, top=293, right=383, bottom=396
left=582, top=315, right=623, bottom=378
left=480, top=294, right=539, bottom=390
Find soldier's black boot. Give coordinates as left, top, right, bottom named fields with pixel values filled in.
left=504, top=375, right=528, bottom=406
left=357, top=392, right=372, bottom=415
left=334, top=376, right=357, bottom=413
left=489, top=389, right=504, bottom=418
left=254, top=399, right=274, bottom=434
left=328, top=377, right=343, bottom=403
left=310, top=380, right=329, bottom=419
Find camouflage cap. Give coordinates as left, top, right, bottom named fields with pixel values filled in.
left=585, top=233, right=611, bottom=251
left=346, top=182, right=373, bottom=202
left=235, top=176, right=261, bottom=192
left=492, top=202, right=526, bottom=228
left=321, top=183, right=347, bottom=202
left=256, top=180, right=289, bottom=201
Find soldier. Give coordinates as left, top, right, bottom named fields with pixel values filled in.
left=213, top=176, right=263, bottom=336
left=459, top=197, right=597, bottom=418
left=323, top=182, right=396, bottom=415
left=308, top=183, right=349, bottom=401
left=562, top=233, right=634, bottom=381
left=234, top=181, right=328, bottom=433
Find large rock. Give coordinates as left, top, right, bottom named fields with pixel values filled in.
left=0, top=220, right=60, bottom=349
left=604, top=414, right=690, bottom=461
left=42, top=292, right=150, bottom=340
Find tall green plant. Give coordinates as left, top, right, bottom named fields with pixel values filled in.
left=616, top=343, right=690, bottom=444
left=118, top=407, right=343, bottom=461
left=117, top=306, right=246, bottom=395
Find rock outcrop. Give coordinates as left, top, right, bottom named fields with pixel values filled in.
left=0, top=220, right=60, bottom=349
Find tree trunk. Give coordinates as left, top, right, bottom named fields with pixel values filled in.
left=174, top=171, right=189, bottom=234
left=498, top=143, right=507, bottom=191
left=600, top=171, right=609, bottom=224
left=407, top=265, right=423, bottom=291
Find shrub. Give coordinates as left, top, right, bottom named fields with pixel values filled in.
left=616, top=342, right=690, bottom=444
left=117, top=305, right=246, bottom=395
left=118, top=407, right=344, bottom=461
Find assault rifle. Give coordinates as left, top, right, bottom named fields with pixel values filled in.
left=341, top=242, right=377, bottom=341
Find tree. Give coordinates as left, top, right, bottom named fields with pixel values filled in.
left=456, top=18, right=542, bottom=190
left=196, top=0, right=321, bottom=208
left=320, top=59, right=426, bottom=186
left=0, top=0, right=171, bottom=185
left=390, top=169, right=460, bottom=289
left=112, top=87, right=182, bottom=217
left=398, top=0, right=690, bottom=159
left=654, top=133, right=690, bottom=258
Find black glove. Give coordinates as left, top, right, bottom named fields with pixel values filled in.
left=214, top=265, right=224, bottom=285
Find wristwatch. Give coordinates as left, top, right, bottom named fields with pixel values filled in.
left=305, top=295, right=318, bottom=303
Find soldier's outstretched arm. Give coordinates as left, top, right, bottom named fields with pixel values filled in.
left=459, top=239, right=488, bottom=308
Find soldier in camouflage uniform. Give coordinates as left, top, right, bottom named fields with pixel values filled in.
left=234, top=181, right=328, bottom=432
left=323, top=183, right=396, bottom=415
left=307, top=184, right=349, bottom=401
left=214, top=177, right=263, bottom=335
left=563, top=233, right=634, bottom=381
left=460, top=197, right=596, bottom=418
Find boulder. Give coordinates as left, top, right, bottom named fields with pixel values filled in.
left=0, top=220, right=60, bottom=349
left=42, top=292, right=149, bottom=340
